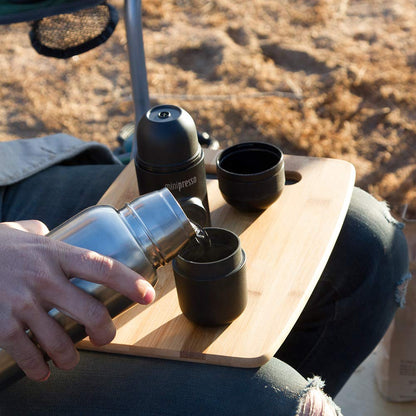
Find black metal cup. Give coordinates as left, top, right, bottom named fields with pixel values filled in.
left=173, top=227, right=247, bottom=326
left=135, top=104, right=210, bottom=227
left=216, top=142, right=285, bottom=211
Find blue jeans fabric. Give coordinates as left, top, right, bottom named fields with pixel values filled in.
left=0, top=352, right=311, bottom=416
left=275, top=188, right=411, bottom=395
left=0, top=164, right=410, bottom=415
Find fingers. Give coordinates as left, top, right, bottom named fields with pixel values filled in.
left=46, top=281, right=117, bottom=346
left=57, top=245, right=156, bottom=305
left=0, top=223, right=156, bottom=383
left=20, top=303, right=80, bottom=371
left=2, top=323, right=50, bottom=382
left=2, top=220, right=49, bottom=235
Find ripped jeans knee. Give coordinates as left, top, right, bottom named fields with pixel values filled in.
left=385, top=203, right=414, bottom=307
left=297, top=377, right=343, bottom=415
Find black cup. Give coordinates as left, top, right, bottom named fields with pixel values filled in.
left=173, top=227, right=247, bottom=326
left=216, top=142, right=285, bottom=211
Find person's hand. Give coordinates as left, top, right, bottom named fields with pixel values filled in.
left=0, top=220, right=155, bottom=382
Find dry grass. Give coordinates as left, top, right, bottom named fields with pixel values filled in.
left=0, top=0, right=415, bottom=214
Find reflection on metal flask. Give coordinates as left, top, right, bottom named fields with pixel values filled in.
left=135, top=104, right=211, bottom=228
left=0, top=188, right=195, bottom=390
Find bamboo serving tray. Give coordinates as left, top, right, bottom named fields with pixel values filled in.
left=78, top=150, right=355, bottom=368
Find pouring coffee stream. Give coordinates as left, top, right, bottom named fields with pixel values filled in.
left=191, top=221, right=212, bottom=250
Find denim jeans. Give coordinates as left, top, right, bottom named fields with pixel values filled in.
left=0, top=164, right=410, bottom=415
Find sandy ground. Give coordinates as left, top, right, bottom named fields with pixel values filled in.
left=0, top=0, right=415, bottom=216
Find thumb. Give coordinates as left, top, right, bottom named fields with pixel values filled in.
left=3, top=220, right=50, bottom=236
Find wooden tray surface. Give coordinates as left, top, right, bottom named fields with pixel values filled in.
left=78, top=151, right=355, bottom=368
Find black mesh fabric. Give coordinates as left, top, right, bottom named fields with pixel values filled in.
left=30, top=2, right=118, bottom=59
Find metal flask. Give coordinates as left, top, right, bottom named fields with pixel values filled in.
left=0, top=188, right=195, bottom=390
left=135, top=104, right=211, bottom=228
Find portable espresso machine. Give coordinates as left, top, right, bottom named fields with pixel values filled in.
left=134, top=104, right=211, bottom=228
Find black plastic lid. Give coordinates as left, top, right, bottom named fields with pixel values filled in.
left=135, top=104, right=201, bottom=171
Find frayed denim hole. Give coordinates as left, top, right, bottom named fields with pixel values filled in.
left=395, top=271, right=412, bottom=308
left=296, top=376, right=343, bottom=416
left=377, top=200, right=413, bottom=307
left=378, top=200, right=404, bottom=229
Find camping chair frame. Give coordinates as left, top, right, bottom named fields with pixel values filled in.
left=125, top=0, right=150, bottom=125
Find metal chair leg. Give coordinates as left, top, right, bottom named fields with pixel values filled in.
left=124, top=0, right=150, bottom=156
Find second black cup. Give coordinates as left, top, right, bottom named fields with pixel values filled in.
left=216, top=141, right=285, bottom=211
left=173, top=227, right=247, bottom=326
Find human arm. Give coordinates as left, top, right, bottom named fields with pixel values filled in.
left=0, top=220, right=155, bottom=382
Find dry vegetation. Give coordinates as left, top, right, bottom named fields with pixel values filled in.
left=0, top=0, right=415, bottom=215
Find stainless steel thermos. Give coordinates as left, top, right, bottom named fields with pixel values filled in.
left=0, top=188, right=195, bottom=389
left=135, top=104, right=211, bottom=227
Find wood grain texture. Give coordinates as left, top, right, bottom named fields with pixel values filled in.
left=78, top=151, right=355, bottom=368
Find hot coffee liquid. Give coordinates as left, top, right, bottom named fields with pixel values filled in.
left=191, top=222, right=212, bottom=250
left=184, top=225, right=237, bottom=263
